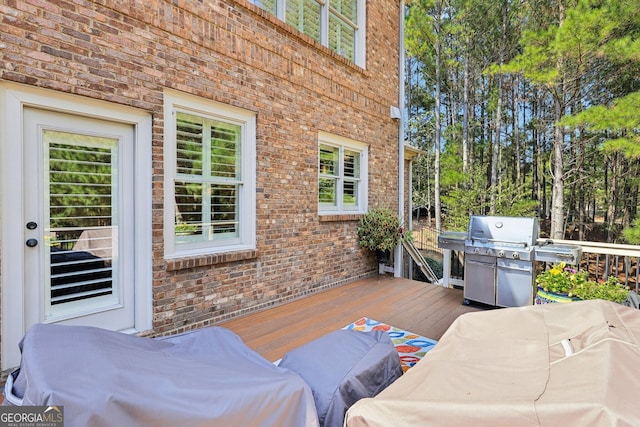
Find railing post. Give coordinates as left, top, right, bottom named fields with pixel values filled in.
left=442, top=249, right=452, bottom=288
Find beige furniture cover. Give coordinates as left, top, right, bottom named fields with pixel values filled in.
left=345, top=300, right=640, bottom=427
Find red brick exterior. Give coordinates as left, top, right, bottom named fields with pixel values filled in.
left=0, top=0, right=401, bottom=347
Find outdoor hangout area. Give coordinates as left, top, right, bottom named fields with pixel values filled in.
left=4, top=276, right=640, bottom=426
left=2, top=0, right=639, bottom=425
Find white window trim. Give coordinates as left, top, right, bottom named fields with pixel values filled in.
left=163, top=89, right=256, bottom=258
left=355, top=0, right=366, bottom=66
left=0, top=81, right=153, bottom=370
left=318, top=131, right=368, bottom=215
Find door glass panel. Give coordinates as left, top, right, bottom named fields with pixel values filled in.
left=44, top=130, right=118, bottom=320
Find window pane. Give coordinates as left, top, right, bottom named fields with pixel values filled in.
left=343, top=149, right=359, bottom=178
left=330, top=0, right=357, bottom=22
left=211, top=121, right=241, bottom=179
left=175, top=113, right=243, bottom=245
left=329, top=14, right=355, bottom=61
left=286, top=0, right=321, bottom=42
left=319, top=177, right=337, bottom=205
left=211, top=184, right=239, bottom=237
left=175, top=181, right=204, bottom=243
left=176, top=113, right=203, bottom=176
left=49, top=142, right=113, bottom=230
left=343, top=179, right=358, bottom=207
left=250, top=0, right=276, bottom=14
left=319, top=144, right=339, bottom=176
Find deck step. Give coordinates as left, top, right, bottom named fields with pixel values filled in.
left=403, top=240, right=439, bottom=283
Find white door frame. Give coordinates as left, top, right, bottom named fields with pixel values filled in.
left=0, top=82, right=153, bottom=370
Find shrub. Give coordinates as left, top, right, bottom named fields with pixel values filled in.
left=357, top=207, right=412, bottom=252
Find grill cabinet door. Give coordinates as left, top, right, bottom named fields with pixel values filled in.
left=464, top=254, right=496, bottom=305
left=496, top=258, right=534, bottom=307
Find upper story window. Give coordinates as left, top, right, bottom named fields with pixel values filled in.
left=250, top=0, right=366, bottom=67
left=164, top=90, right=256, bottom=257
left=318, top=132, right=368, bottom=214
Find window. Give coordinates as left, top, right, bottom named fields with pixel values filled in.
left=328, top=0, right=357, bottom=60
left=250, top=0, right=366, bottom=66
left=164, top=91, right=256, bottom=257
left=318, top=132, right=368, bottom=213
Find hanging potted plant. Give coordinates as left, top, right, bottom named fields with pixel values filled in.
left=357, top=207, right=412, bottom=265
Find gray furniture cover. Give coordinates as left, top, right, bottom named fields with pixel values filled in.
left=278, top=329, right=402, bottom=427
left=3, top=323, right=319, bottom=427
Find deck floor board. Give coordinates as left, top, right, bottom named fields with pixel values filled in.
left=219, top=276, right=482, bottom=361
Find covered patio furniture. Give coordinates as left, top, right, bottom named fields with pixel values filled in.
left=4, top=324, right=319, bottom=427
left=278, top=329, right=402, bottom=427
left=345, top=300, right=640, bottom=427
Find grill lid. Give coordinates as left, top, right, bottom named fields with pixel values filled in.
left=467, top=216, right=539, bottom=246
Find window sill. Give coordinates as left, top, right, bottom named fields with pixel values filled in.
left=165, top=249, right=258, bottom=271
left=319, top=213, right=364, bottom=222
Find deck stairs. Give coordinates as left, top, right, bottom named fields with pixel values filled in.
left=403, top=240, right=439, bottom=283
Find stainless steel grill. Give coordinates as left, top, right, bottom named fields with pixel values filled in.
left=438, top=216, right=582, bottom=307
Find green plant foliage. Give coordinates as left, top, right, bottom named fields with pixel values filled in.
left=563, top=92, right=640, bottom=159
left=425, top=257, right=443, bottom=278
left=440, top=165, right=537, bottom=230
left=537, top=262, right=630, bottom=303
left=536, top=262, right=587, bottom=294
left=357, top=207, right=412, bottom=252
left=623, top=218, right=640, bottom=244
left=571, top=277, right=630, bottom=304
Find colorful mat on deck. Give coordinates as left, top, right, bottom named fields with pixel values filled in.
left=344, top=317, right=438, bottom=372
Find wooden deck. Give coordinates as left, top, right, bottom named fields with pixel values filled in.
left=0, top=277, right=479, bottom=405
left=219, top=276, right=482, bottom=362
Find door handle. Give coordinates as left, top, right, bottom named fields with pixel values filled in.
left=25, top=238, right=38, bottom=247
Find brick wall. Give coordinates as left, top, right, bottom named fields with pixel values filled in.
left=0, top=0, right=401, bottom=339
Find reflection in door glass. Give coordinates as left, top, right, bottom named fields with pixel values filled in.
left=45, top=133, right=115, bottom=307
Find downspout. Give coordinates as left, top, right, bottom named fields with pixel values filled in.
left=407, top=156, right=415, bottom=279
left=394, top=0, right=405, bottom=278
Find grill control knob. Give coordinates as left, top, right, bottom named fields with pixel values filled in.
left=498, top=250, right=505, bottom=257
left=512, top=252, right=520, bottom=259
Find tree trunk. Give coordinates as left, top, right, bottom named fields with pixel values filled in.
left=434, top=0, right=442, bottom=232
left=490, top=1, right=508, bottom=214
left=606, top=153, right=620, bottom=242
left=549, top=2, right=566, bottom=240
left=514, top=76, right=521, bottom=186
left=462, top=47, right=470, bottom=174
left=550, top=96, right=565, bottom=240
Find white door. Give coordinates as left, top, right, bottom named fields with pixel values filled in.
left=22, top=108, right=135, bottom=329
left=1, top=83, right=152, bottom=371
